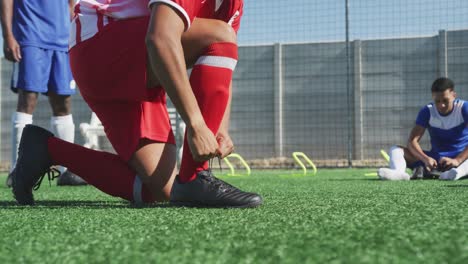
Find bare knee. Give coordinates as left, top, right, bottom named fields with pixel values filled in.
left=208, top=20, right=237, bottom=44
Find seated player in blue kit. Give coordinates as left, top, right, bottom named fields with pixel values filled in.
left=378, top=77, right=468, bottom=181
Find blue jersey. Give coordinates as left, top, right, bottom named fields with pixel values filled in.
left=13, top=0, right=70, bottom=51
left=416, top=99, right=468, bottom=156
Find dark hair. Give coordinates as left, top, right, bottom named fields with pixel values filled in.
left=431, top=77, right=454, bottom=92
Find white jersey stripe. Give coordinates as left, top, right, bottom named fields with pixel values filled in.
left=215, top=0, right=224, bottom=12
left=69, top=18, right=77, bottom=48
left=80, top=14, right=98, bottom=43
left=428, top=101, right=465, bottom=130
left=103, top=15, right=109, bottom=28
left=228, top=10, right=240, bottom=26
left=70, top=14, right=99, bottom=48
left=195, top=56, right=237, bottom=70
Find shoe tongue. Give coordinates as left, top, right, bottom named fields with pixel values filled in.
left=198, top=170, right=213, bottom=180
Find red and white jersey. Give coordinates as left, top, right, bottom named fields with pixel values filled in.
left=70, top=0, right=243, bottom=48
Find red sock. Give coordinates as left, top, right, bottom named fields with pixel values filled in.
left=178, top=42, right=238, bottom=183
left=47, top=137, right=154, bottom=203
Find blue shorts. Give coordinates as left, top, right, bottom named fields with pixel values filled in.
left=11, top=46, right=76, bottom=95
left=408, top=150, right=459, bottom=169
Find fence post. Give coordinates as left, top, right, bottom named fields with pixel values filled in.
left=345, top=0, right=353, bottom=167
left=0, top=59, right=2, bottom=164
left=274, top=43, right=283, bottom=158
left=438, top=30, right=448, bottom=77
left=353, top=40, right=363, bottom=160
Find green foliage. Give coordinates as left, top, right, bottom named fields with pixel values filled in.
left=0, top=169, right=467, bottom=263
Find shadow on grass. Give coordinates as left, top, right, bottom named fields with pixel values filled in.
left=0, top=200, right=177, bottom=209
left=0, top=200, right=260, bottom=210
left=445, top=184, right=468, bottom=188
left=327, top=178, right=380, bottom=181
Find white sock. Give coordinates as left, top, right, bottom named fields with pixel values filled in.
left=441, top=160, right=468, bottom=180
left=378, top=168, right=410, bottom=181
left=389, top=146, right=406, bottom=173
left=11, top=112, right=33, bottom=172
left=50, top=114, right=75, bottom=173
left=454, top=159, right=468, bottom=180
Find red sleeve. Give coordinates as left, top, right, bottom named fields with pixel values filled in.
left=229, top=1, right=243, bottom=33
left=216, top=0, right=243, bottom=33
left=149, top=0, right=203, bottom=31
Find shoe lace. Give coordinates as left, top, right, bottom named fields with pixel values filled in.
left=33, top=167, right=61, bottom=191
left=205, top=158, right=235, bottom=192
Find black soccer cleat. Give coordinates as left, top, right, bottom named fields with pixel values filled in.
left=426, top=169, right=442, bottom=179
left=5, top=169, right=13, bottom=188
left=57, top=170, right=87, bottom=186
left=12, top=125, right=57, bottom=205
left=170, top=170, right=263, bottom=208
left=410, top=166, right=424, bottom=180
left=411, top=166, right=442, bottom=180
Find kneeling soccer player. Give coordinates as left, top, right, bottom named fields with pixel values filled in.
left=11, top=0, right=262, bottom=207
left=378, top=77, right=468, bottom=181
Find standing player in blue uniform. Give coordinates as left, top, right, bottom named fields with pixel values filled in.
left=378, top=77, right=468, bottom=181
left=0, top=0, right=86, bottom=186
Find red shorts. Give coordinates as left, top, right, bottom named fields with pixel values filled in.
left=70, top=17, right=175, bottom=161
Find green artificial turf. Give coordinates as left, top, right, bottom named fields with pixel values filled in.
left=0, top=169, right=467, bottom=263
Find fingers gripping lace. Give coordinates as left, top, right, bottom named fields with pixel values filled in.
left=33, top=167, right=61, bottom=191
left=207, top=157, right=223, bottom=174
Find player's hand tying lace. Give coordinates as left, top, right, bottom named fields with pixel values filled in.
left=216, top=130, right=234, bottom=159
left=187, top=123, right=220, bottom=162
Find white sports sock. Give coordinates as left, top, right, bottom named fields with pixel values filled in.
left=50, top=114, right=75, bottom=143
left=440, top=169, right=457, bottom=181
left=50, top=114, right=75, bottom=173
left=11, top=112, right=33, bottom=172
left=389, top=146, right=407, bottom=173
left=378, top=168, right=410, bottom=181
left=454, top=159, right=468, bottom=180
left=441, top=159, right=468, bottom=180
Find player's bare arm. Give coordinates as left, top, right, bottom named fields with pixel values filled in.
left=407, top=124, right=437, bottom=171
left=440, top=145, right=468, bottom=170
left=0, top=0, right=21, bottom=62
left=146, top=3, right=219, bottom=162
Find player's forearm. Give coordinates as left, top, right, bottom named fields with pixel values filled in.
left=454, top=146, right=468, bottom=164
left=407, top=140, right=429, bottom=162
left=0, top=0, right=14, bottom=39
left=147, top=38, right=205, bottom=129
left=146, top=5, right=205, bottom=130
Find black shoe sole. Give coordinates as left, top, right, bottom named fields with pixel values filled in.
left=5, top=175, right=12, bottom=188
left=170, top=200, right=262, bottom=208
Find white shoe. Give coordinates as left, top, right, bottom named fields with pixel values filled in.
left=439, top=169, right=458, bottom=181
left=378, top=168, right=410, bottom=181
